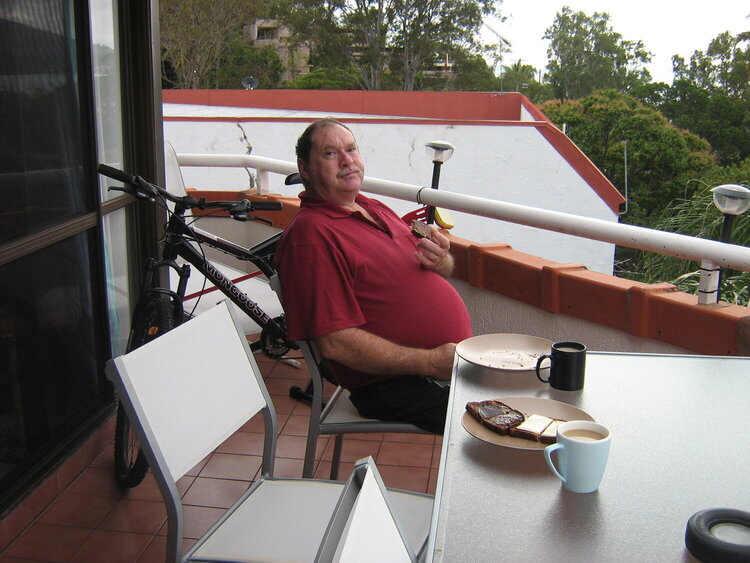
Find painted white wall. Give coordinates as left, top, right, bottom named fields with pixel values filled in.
left=163, top=105, right=618, bottom=273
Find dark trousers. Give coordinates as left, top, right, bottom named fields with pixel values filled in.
left=348, top=376, right=450, bottom=435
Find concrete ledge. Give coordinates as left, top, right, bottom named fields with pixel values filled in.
left=188, top=189, right=750, bottom=357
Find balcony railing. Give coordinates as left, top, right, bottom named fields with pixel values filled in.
left=176, top=152, right=750, bottom=276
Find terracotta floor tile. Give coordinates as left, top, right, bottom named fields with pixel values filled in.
left=69, top=529, right=151, bottom=563
left=275, top=434, right=329, bottom=460
left=4, top=523, right=92, bottom=562
left=321, top=438, right=383, bottom=464
left=216, top=431, right=266, bottom=456
left=280, top=414, right=312, bottom=437
left=69, top=467, right=124, bottom=498
left=431, top=443, right=443, bottom=468
left=378, top=442, right=434, bottom=468
left=428, top=468, right=439, bottom=495
left=38, top=489, right=117, bottom=528
left=182, top=477, right=249, bottom=509
left=90, top=443, right=115, bottom=469
left=239, top=412, right=276, bottom=433
left=185, top=454, right=211, bottom=477
left=180, top=505, right=224, bottom=539
left=198, top=453, right=262, bottom=481
left=268, top=394, right=300, bottom=415
left=119, top=473, right=164, bottom=503
left=265, top=359, right=309, bottom=381
left=270, top=457, right=305, bottom=479
left=98, top=498, right=166, bottom=534
left=265, top=377, right=306, bottom=396
left=136, top=535, right=166, bottom=563
left=375, top=465, right=430, bottom=494
left=382, top=432, right=435, bottom=444
left=313, top=460, right=355, bottom=481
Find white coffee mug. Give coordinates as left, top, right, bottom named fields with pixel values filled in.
left=544, top=420, right=611, bottom=493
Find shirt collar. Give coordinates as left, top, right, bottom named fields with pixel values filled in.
left=299, top=191, right=376, bottom=219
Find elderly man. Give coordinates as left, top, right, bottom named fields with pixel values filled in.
left=275, top=118, right=472, bottom=433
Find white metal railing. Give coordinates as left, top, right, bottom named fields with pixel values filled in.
left=176, top=153, right=750, bottom=301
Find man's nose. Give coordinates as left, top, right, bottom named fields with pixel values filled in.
left=339, top=150, right=354, bottom=165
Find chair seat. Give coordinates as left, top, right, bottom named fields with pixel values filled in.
left=190, top=479, right=344, bottom=562
left=189, top=478, right=434, bottom=562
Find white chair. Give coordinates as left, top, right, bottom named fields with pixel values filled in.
left=317, top=456, right=419, bottom=562
left=105, top=300, right=433, bottom=562
left=268, top=275, right=433, bottom=480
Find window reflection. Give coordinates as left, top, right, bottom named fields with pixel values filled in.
left=0, top=234, right=102, bottom=486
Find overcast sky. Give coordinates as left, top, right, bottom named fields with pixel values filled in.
left=487, top=1, right=750, bottom=84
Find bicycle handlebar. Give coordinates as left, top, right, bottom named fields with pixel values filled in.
left=97, top=164, right=283, bottom=220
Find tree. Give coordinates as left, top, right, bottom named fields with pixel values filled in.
left=160, top=0, right=261, bottom=89
left=544, top=7, right=652, bottom=100
left=672, top=32, right=750, bottom=99
left=286, top=67, right=361, bottom=89
left=391, top=0, right=498, bottom=91
left=214, top=44, right=284, bottom=89
left=539, top=90, right=715, bottom=227
left=273, top=0, right=499, bottom=91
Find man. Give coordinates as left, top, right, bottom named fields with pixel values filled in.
left=275, top=118, right=472, bottom=434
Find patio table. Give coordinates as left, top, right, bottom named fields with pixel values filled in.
left=427, top=351, right=750, bottom=562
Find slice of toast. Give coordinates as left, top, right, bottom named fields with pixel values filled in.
left=539, top=419, right=564, bottom=444
left=410, top=220, right=432, bottom=239
left=465, top=400, right=524, bottom=435
left=509, top=414, right=555, bottom=441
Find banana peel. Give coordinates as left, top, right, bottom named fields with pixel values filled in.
left=434, top=207, right=455, bottom=229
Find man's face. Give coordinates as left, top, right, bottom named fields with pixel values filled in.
left=298, top=124, right=365, bottom=206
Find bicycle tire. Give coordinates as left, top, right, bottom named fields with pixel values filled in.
left=114, top=295, right=181, bottom=488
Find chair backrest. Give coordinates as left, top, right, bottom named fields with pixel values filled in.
left=164, top=140, right=189, bottom=198
left=106, top=300, right=276, bottom=484
left=316, top=456, right=416, bottom=563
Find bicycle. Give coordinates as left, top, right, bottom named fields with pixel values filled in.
left=97, top=163, right=296, bottom=488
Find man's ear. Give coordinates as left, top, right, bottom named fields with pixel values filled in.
left=297, top=157, right=309, bottom=181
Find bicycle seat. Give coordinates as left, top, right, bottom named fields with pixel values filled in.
left=285, top=172, right=302, bottom=185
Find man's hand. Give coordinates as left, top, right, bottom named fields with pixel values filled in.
left=415, top=227, right=454, bottom=277
left=316, top=328, right=457, bottom=379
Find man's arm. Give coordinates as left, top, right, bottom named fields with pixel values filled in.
left=315, top=327, right=456, bottom=379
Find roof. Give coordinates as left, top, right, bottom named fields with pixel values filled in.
left=162, top=89, right=626, bottom=214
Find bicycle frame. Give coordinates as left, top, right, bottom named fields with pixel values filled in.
left=162, top=200, right=287, bottom=343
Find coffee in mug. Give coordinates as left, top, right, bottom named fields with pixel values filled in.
left=535, top=341, right=586, bottom=391
left=544, top=420, right=611, bottom=493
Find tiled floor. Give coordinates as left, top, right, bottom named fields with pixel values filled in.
left=0, top=352, right=441, bottom=562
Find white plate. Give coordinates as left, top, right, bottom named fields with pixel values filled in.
left=455, top=333, right=553, bottom=371
left=461, top=396, right=594, bottom=451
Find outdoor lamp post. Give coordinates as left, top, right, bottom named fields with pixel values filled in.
left=424, top=141, right=455, bottom=224
left=712, top=184, right=750, bottom=294
left=698, top=184, right=750, bottom=304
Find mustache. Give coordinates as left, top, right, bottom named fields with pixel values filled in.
left=337, top=167, right=361, bottom=178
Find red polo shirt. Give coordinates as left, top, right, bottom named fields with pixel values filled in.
left=275, top=192, right=472, bottom=389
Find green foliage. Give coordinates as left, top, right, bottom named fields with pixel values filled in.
left=544, top=7, right=652, bottom=100
left=160, top=0, right=261, bottom=89
left=273, top=0, right=498, bottom=91
left=672, top=32, right=750, bottom=99
left=286, top=67, right=361, bottom=90
left=666, top=82, right=750, bottom=167
left=629, top=160, right=750, bottom=304
left=539, top=90, right=715, bottom=227
left=213, top=44, right=284, bottom=89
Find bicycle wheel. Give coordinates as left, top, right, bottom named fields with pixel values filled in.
left=114, top=295, right=181, bottom=488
